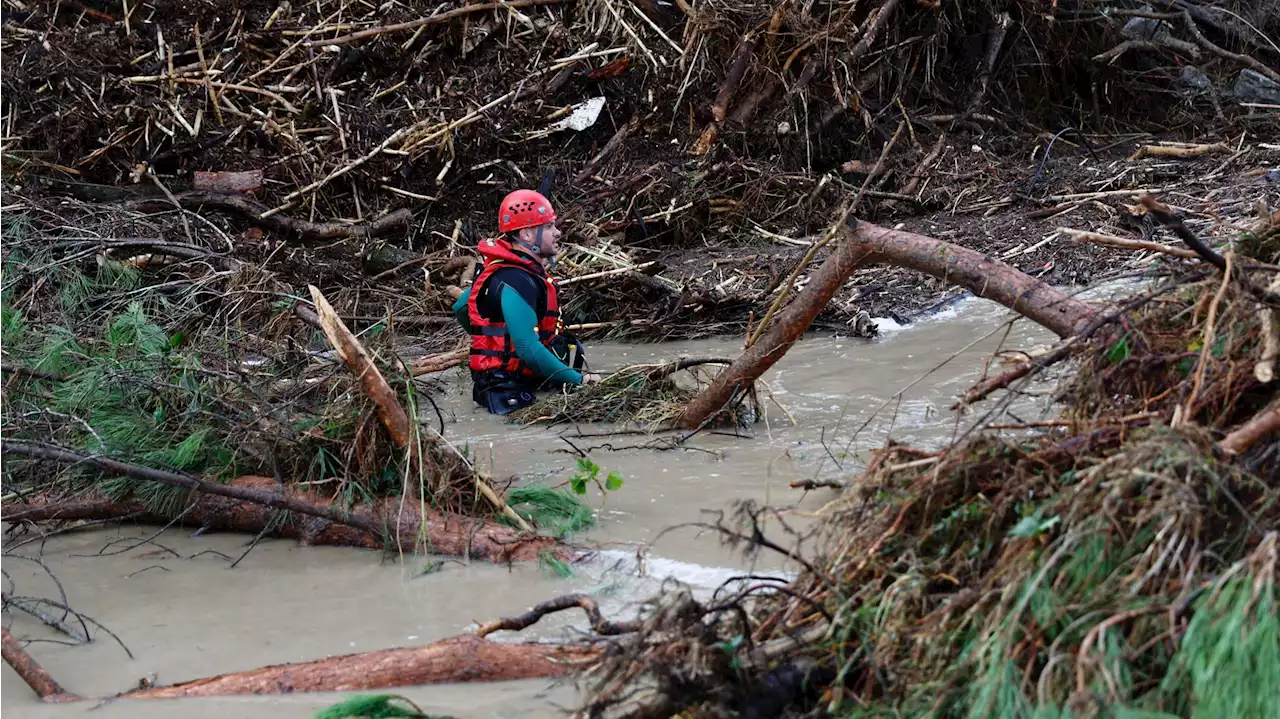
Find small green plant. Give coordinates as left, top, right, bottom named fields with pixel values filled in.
left=568, top=456, right=624, bottom=495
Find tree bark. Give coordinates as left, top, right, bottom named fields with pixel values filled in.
left=677, top=220, right=1099, bottom=428
left=3, top=477, right=563, bottom=563
left=2, top=628, right=82, bottom=703
left=121, top=635, right=594, bottom=698
left=309, top=285, right=412, bottom=448
left=4, top=628, right=592, bottom=702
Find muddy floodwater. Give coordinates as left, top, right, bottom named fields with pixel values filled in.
left=4, top=293, right=1084, bottom=718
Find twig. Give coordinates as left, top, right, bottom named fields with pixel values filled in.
left=147, top=173, right=196, bottom=248
left=1180, top=11, right=1280, bottom=84
left=2, top=593, right=89, bottom=643
left=789, top=477, right=849, bottom=490
left=1220, top=405, right=1280, bottom=456
left=128, top=192, right=412, bottom=241
left=1058, top=228, right=1198, bottom=259
left=123, top=77, right=301, bottom=113
left=692, top=33, right=757, bottom=155
left=474, top=593, right=641, bottom=638
left=558, top=261, right=656, bottom=286
left=573, top=121, right=633, bottom=185
left=1, top=363, right=67, bottom=381
left=1181, top=253, right=1232, bottom=424
left=311, top=0, right=567, bottom=48
left=958, top=273, right=1210, bottom=406
left=409, top=347, right=469, bottom=376
left=1128, top=142, right=1229, bottom=161
left=1140, top=196, right=1280, bottom=306
left=309, top=286, right=412, bottom=448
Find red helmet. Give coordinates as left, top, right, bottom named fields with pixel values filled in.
left=498, top=189, right=557, bottom=233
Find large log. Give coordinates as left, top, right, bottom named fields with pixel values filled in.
left=677, top=220, right=1099, bottom=428
left=122, top=635, right=594, bottom=698
left=2, top=628, right=81, bottom=703
left=4, top=627, right=592, bottom=702
left=3, top=476, right=561, bottom=563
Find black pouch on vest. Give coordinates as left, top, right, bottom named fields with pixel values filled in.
left=482, top=387, right=537, bottom=415
left=473, top=369, right=537, bottom=415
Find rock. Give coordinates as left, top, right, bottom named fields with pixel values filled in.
left=1231, top=69, right=1280, bottom=105
left=1179, top=65, right=1213, bottom=91
left=1123, top=11, right=1168, bottom=41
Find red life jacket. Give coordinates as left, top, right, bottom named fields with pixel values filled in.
left=466, top=237, right=562, bottom=376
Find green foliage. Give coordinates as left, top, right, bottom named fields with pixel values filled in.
left=568, top=456, right=624, bottom=496
left=505, top=485, right=595, bottom=537
left=6, top=300, right=239, bottom=507
left=57, top=259, right=141, bottom=314
left=2, top=302, right=27, bottom=349
left=538, top=550, right=574, bottom=579
left=312, top=694, right=453, bottom=719
left=1009, top=507, right=1060, bottom=538
left=1155, top=571, right=1280, bottom=717
left=1107, top=334, right=1132, bottom=364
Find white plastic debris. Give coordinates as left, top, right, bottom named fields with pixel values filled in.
left=548, top=96, right=606, bottom=132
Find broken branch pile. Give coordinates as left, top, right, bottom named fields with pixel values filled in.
left=3, top=1, right=1277, bottom=340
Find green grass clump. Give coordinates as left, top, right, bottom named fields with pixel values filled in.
left=312, top=694, right=454, bottom=719
left=505, top=485, right=595, bottom=537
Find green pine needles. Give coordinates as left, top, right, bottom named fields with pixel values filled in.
left=312, top=693, right=455, bottom=719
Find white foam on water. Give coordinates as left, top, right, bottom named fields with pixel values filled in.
left=870, top=316, right=906, bottom=333
left=589, top=549, right=792, bottom=595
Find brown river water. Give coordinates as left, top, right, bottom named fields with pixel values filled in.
left=4, top=288, right=1126, bottom=718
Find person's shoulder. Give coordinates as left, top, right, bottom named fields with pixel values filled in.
left=492, top=266, right=543, bottom=294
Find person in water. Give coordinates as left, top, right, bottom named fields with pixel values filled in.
left=451, top=189, right=601, bottom=415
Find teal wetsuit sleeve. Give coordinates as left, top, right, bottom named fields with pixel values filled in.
left=500, top=285, right=582, bottom=386
left=451, top=289, right=473, bottom=333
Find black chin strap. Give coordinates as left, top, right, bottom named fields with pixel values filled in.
left=513, top=226, right=552, bottom=266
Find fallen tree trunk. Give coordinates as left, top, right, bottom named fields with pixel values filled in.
left=122, top=635, right=594, bottom=698
left=2, top=628, right=81, bottom=703
left=1, top=473, right=561, bottom=563
left=4, top=627, right=592, bottom=702
left=677, top=219, right=1099, bottom=428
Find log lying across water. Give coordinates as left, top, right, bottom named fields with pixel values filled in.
left=679, top=219, right=1100, bottom=428
left=4, top=627, right=592, bottom=702
left=124, top=635, right=594, bottom=698
left=3, top=472, right=561, bottom=563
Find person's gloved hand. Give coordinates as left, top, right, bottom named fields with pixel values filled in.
left=581, top=373, right=603, bottom=385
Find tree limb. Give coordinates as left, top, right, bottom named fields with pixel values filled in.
left=678, top=218, right=1099, bottom=427
left=474, top=593, right=641, bottom=638
left=1, top=628, right=82, bottom=703
left=127, top=192, right=413, bottom=241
